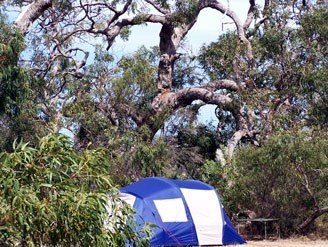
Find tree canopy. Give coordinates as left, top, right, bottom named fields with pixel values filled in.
left=0, top=0, right=327, bottom=244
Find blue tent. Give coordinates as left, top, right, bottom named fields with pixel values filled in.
left=120, top=177, right=245, bottom=246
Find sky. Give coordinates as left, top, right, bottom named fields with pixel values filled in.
left=6, top=1, right=264, bottom=128
left=55, top=0, right=260, bottom=136
left=110, top=0, right=264, bottom=124
left=113, top=0, right=259, bottom=55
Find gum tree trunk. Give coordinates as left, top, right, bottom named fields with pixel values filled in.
left=15, top=0, right=52, bottom=34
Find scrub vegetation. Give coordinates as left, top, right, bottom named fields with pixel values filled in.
left=0, top=0, right=327, bottom=245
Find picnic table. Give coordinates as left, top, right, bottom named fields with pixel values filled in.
left=236, top=218, right=279, bottom=240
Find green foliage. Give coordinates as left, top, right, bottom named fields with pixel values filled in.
left=63, top=46, right=159, bottom=146
left=199, top=32, right=247, bottom=81
left=115, top=47, right=158, bottom=107
left=0, top=12, right=46, bottom=149
left=170, top=0, right=199, bottom=25
left=201, top=158, right=243, bottom=215
left=173, top=54, right=205, bottom=89
left=0, top=12, right=31, bottom=115
left=0, top=17, right=21, bottom=111
left=107, top=128, right=168, bottom=186
left=61, top=46, right=174, bottom=185
left=132, top=138, right=167, bottom=177
left=199, top=4, right=328, bottom=139
left=177, top=124, right=217, bottom=160
left=0, top=1, right=327, bottom=238
left=222, top=130, right=328, bottom=234
left=165, top=124, right=218, bottom=179
left=299, top=7, right=328, bottom=126
left=0, top=133, right=151, bottom=246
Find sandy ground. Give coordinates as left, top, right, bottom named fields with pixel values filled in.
left=232, top=239, right=328, bottom=247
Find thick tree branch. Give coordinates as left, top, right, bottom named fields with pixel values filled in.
left=173, top=88, right=233, bottom=108
left=204, top=79, right=240, bottom=91
left=114, top=79, right=241, bottom=141
left=147, top=87, right=233, bottom=140
left=15, top=0, right=52, bottom=34
left=105, top=14, right=166, bottom=49
left=227, top=129, right=247, bottom=158
left=199, top=0, right=254, bottom=60
left=151, top=80, right=238, bottom=112
left=298, top=207, right=328, bottom=233
left=226, top=105, right=249, bottom=159
left=243, top=0, right=256, bottom=30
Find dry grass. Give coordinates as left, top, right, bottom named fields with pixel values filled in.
left=232, top=239, right=328, bottom=247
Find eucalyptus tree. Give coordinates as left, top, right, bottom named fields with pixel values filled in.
left=1, top=0, right=327, bottom=237
left=1, top=0, right=259, bottom=159
left=232, top=130, right=328, bottom=234
left=0, top=133, right=152, bottom=246
left=1, top=0, right=327, bottom=162
left=0, top=11, right=47, bottom=150
left=199, top=1, right=328, bottom=234
left=199, top=1, right=328, bottom=153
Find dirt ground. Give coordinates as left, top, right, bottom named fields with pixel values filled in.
left=233, top=239, right=328, bottom=247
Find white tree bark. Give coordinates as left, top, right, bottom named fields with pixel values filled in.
left=11, top=0, right=258, bottom=160
left=151, top=79, right=239, bottom=112
left=15, top=0, right=52, bottom=34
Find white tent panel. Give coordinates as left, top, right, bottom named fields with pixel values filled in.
left=120, top=192, right=136, bottom=207
left=181, top=188, right=223, bottom=245
left=154, top=198, right=188, bottom=222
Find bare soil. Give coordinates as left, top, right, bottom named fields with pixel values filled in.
left=233, top=239, right=328, bottom=247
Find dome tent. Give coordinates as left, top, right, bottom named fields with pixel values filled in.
left=120, top=177, right=245, bottom=246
